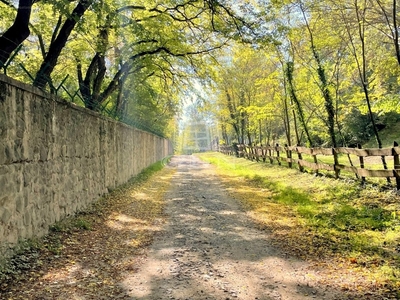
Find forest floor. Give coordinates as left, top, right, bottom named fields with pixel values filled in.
left=0, top=155, right=397, bottom=299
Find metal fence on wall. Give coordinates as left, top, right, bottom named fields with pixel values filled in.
left=1, top=48, right=166, bottom=139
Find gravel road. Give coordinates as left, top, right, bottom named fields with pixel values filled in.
left=122, top=155, right=347, bottom=300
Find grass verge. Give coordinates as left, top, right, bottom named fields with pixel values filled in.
left=196, top=152, right=400, bottom=298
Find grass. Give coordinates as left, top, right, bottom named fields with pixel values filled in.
left=195, top=152, right=400, bottom=298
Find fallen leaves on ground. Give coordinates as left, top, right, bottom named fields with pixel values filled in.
left=0, top=167, right=175, bottom=300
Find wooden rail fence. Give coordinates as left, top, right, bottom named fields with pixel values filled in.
left=219, top=143, right=400, bottom=189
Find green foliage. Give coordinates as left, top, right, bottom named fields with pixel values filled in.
left=0, top=2, right=15, bottom=31
left=341, top=109, right=400, bottom=147
left=0, top=0, right=256, bottom=139
left=49, top=216, right=92, bottom=232
left=203, top=0, right=400, bottom=148
left=0, top=239, right=42, bottom=283
left=74, top=218, right=92, bottom=230
left=130, top=159, right=168, bottom=183
left=49, top=223, right=64, bottom=232
left=3, top=0, right=400, bottom=146
left=341, top=108, right=376, bottom=146
left=211, top=44, right=285, bottom=144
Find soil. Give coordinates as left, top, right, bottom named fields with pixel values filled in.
left=122, top=155, right=347, bottom=299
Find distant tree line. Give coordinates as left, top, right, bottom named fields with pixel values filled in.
left=209, top=0, right=400, bottom=150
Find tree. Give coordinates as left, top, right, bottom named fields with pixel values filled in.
left=298, top=1, right=337, bottom=147
left=0, top=0, right=35, bottom=67
left=33, top=0, right=92, bottom=89
left=285, top=60, right=314, bottom=146
left=374, top=0, right=400, bottom=65
left=211, top=44, right=284, bottom=145
left=36, top=0, right=252, bottom=112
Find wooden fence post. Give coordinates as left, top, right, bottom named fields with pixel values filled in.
left=261, top=145, right=266, bottom=162
left=333, top=148, right=340, bottom=179
left=255, top=146, right=260, bottom=162
left=285, top=144, right=292, bottom=168
left=312, top=148, right=319, bottom=175
left=235, top=144, right=240, bottom=157
left=251, top=145, right=256, bottom=161
left=268, top=145, right=273, bottom=164
left=247, top=145, right=252, bottom=161
left=358, top=144, right=366, bottom=185
left=296, top=146, right=304, bottom=172
left=393, top=141, right=400, bottom=190
left=276, top=143, right=281, bottom=166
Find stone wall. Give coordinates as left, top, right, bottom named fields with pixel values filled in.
left=0, top=74, right=173, bottom=261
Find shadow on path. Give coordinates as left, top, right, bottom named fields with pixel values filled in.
left=0, top=155, right=358, bottom=300
left=120, top=155, right=351, bottom=300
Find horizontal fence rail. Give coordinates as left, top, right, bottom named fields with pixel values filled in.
left=219, top=143, right=400, bottom=189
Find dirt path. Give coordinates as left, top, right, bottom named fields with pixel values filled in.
left=121, top=155, right=347, bottom=299
left=1, top=155, right=355, bottom=299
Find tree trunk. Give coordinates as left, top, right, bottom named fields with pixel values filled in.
left=282, top=76, right=292, bottom=146
left=77, top=53, right=107, bottom=110
left=0, top=0, right=34, bottom=67
left=113, top=70, right=130, bottom=118
left=300, top=4, right=337, bottom=148
left=285, top=61, right=313, bottom=147
left=225, top=89, right=241, bottom=143
left=246, top=128, right=252, bottom=145
left=33, top=0, right=92, bottom=89
left=353, top=0, right=389, bottom=180
left=221, top=124, right=229, bottom=144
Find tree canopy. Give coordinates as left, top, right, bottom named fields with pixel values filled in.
left=0, top=0, right=255, bottom=137
left=206, top=0, right=400, bottom=147
left=2, top=0, right=400, bottom=145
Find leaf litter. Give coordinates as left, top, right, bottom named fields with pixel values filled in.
left=0, top=164, right=174, bottom=300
